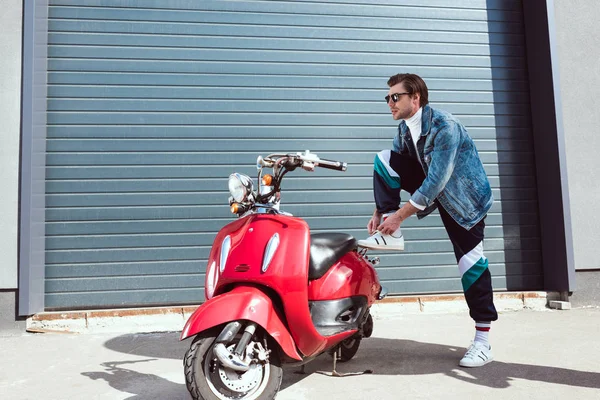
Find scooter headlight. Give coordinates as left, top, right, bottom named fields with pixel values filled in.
left=228, top=173, right=253, bottom=203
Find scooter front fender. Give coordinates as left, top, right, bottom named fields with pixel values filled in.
left=180, top=286, right=302, bottom=361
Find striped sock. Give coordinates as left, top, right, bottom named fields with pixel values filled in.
left=474, top=322, right=491, bottom=347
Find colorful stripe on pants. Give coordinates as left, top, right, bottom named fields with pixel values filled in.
left=458, top=242, right=489, bottom=292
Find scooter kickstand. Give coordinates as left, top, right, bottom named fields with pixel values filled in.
left=316, top=347, right=373, bottom=378
left=294, top=365, right=306, bottom=375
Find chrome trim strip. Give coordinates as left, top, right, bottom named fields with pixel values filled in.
left=219, top=236, right=231, bottom=273
left=261, top=233, right=280, bottom=273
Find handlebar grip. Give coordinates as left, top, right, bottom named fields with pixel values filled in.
left=316, top=158, right=347, bottom=172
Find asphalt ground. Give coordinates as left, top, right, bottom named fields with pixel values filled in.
left=1, top=307, right=599, bottom=400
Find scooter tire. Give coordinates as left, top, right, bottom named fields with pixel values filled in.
left=184, top=327, right=283, bottom=400
left=329, top=336, right=362, bottom=362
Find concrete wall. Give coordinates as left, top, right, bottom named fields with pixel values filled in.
left=554, top=0, right=600, bottom=271
left=0, top=1, right=22, bottom=288
left=0, top=291, right=25, bottom=333
left=0, top=1, right=24, bottom=333
left=571, top=270, right=600, bottom=307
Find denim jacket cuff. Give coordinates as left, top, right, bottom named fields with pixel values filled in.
left=409, top=199, right=426, bottom=211
left=410, top=190, right=432, bottom=208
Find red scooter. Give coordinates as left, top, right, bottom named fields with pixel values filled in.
left=181, top=150, right=387, bottom=400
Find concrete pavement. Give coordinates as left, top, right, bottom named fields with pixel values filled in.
left=1, top=307, right=600, bottom=400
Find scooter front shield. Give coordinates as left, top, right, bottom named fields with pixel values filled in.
left=180, top=285, right=302, bottom=361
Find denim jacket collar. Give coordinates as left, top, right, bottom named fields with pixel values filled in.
left=420, top=104, right=432, bottom=137
left=399, top=104, right=433, bottom=141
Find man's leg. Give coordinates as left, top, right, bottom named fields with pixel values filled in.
left=373, top=149, right=425, bottom=213
left=358, top=150, right=424, bottom=250
left=438, top=205, right=498, bottom=367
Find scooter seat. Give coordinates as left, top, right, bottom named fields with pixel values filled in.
left=308, top=233, right=357, bottom=280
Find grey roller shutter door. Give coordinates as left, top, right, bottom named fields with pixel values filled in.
left=45, top=0, right=541, bottom=309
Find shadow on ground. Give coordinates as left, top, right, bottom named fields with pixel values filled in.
left=82, top=332, right=600, bottom=399
left=81, top=358, right=188, bottom=400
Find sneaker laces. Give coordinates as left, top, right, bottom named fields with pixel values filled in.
left=464, top=342, right=486, bottom=359
left=373, top=230, right=403, bottom=239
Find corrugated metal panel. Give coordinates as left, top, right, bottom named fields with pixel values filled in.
left=45, top=0, right=541, bottom=309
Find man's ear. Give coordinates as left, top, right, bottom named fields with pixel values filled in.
left=412, top=92, right=421, bottom=106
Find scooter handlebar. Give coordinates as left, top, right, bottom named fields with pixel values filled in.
left=294, top=151, right=347, bottom=172
left=261, top=151, right=347, bottom=172
left=315, top=158, right=347, bottom=172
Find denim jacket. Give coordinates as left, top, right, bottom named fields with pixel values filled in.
left=393, top=105, right=493, bottom=230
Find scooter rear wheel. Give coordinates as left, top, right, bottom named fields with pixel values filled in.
left=184, top=326, right=283, bottom=400
left=328, top=335, right=362, bottom=362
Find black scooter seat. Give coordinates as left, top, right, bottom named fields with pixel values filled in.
left=308, top=233, right=357, bottom=280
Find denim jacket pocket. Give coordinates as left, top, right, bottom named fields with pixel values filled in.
left=443, top=186, right=478, bottom=220
left=461, top=176, right=486, bottom=201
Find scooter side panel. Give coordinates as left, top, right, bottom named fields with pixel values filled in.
left=180, top=286, right=302, bottom=361
left=309, top=330, right=357, bottom=355
left=307, top=252, right=381, bottom=302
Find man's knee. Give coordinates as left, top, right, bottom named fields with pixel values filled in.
left=375, top=149, right=392, bottom=166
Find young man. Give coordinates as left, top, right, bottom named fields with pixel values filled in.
left=358, top=73, right=498, bottom=367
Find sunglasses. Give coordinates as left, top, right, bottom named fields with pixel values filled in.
left=385, top=92, right=411, bottom=103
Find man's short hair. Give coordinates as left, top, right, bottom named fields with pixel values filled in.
left=387, top=73, right=429, bottom=107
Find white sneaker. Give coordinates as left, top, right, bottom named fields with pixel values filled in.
left=357, top=231, right=404, bottom=251
left=459, top=342, right=494, bottom=367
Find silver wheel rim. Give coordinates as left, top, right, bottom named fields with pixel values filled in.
left=203, top=341, right=271, bottom=400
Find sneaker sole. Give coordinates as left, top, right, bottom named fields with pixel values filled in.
left=459, top=358, right=493, bottom=368
left=357, top=242, right=404, bottom=251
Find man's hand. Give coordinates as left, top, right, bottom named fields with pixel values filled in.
left=376, top=202, right=420, bottom=235
left=367, top=211, right=382, bottom=235
left=377, top=212, right=402, bottom=235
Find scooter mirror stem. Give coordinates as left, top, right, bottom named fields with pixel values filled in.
left=256, top=155, right=274, bottom=170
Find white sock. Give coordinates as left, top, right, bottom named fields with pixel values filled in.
left=382, top=213, right=403, bottom=238
left=474, top=322, right=491, bottom=348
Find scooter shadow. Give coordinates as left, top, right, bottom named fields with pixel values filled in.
left=102, top=332, right=600, bottom=393
left=81, top=358, right=189, bottom=400
left=282, top=337, right=600, bottom=391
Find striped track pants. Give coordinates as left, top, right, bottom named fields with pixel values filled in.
left=373, top=149, right=498, bottom=322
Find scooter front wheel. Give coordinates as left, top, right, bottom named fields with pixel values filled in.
left=184, top=326, right=283, bottom=400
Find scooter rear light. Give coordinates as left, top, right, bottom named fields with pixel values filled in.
left=261, top=233, right=280, bottom=273
left=219, top=236, right=231, bottom=273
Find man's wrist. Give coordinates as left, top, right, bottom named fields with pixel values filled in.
left=394, top=210, right=404, bottom=222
